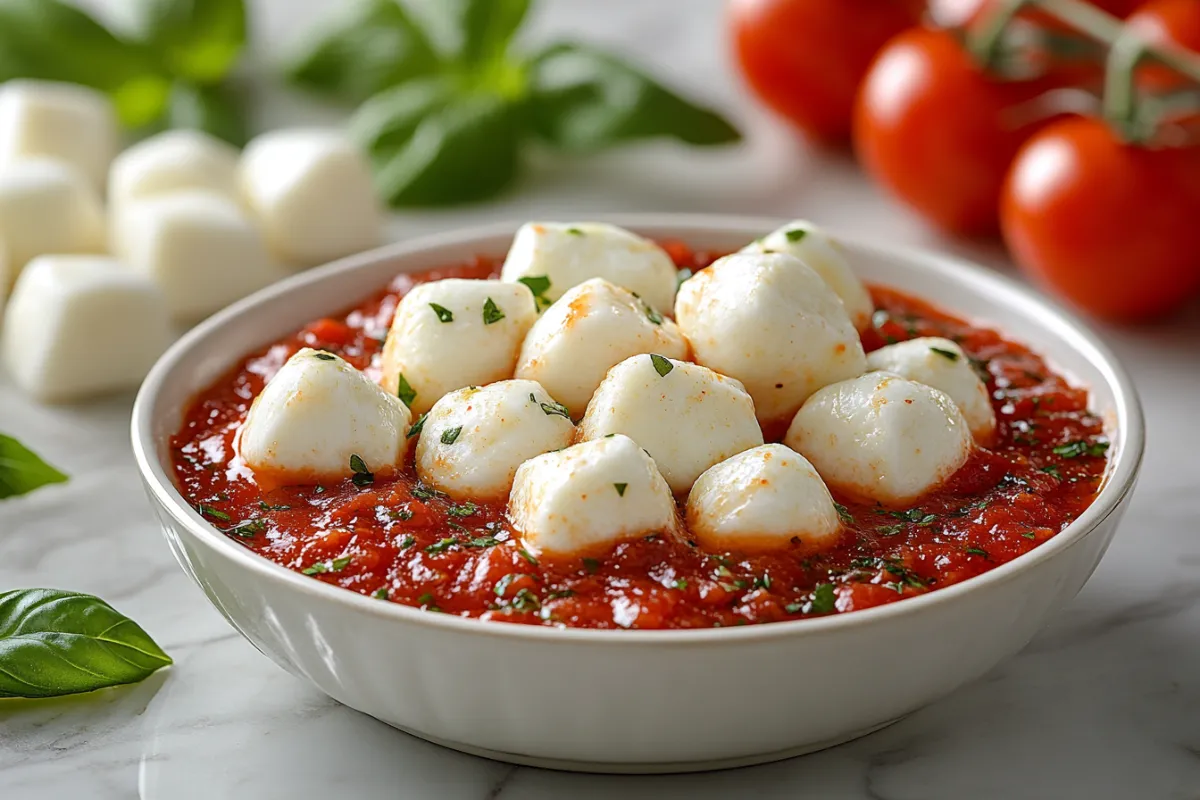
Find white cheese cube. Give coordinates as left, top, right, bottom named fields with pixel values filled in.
left=866, top=337, right=996, bottom=442
left=514, top=278, right=688, bottom=419
left=379, top=279, right=537, bottom=414
left=118, top=191, right=284, bottom=322
left=0, top=80, right=118, bottom=189
left=674, top=251, right=866, bottom=427
left=500, top=222, right=678, bottom=314
left=237, top=348, right=412, bottom=489
left=784, top=372, right=973, bottom=506
left=1, top=255, right=171, bottom=402
left=109, top=129, right=241, bottom=213
left=239, top=129, right=382, bottom=267
left=687, top=444, right=842, bottom=552
left=578, top=354, right=763, bottom=495
left=415, top=380, right=575, bottom=500
left=740, top=220, right=873, bottom=330
left=509, top=434, right=678, bottom=557
left=0, top=159, right=104, bottom=281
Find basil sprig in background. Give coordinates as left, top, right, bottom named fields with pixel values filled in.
left=286, top=0, right=741, bottom=206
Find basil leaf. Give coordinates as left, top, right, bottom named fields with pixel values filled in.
left=0, top=435, right=68, bottom=500
left=130, top=0, right=246, bottom=84
left=0, top=589, right=172, bottom=698
left=163, top=81, right=247, bottom=145
left=404, top=0, right=529, bottom=64
left=285, top=0, right=438, bottom=104
left=528, top=43, right=740, bottom=152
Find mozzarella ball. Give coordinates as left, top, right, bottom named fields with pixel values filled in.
left=109, top=129, right=241, bottom=213
left=740, top=220, right=873, bottom=330
left=239, top=129, right=382, bottom=267
left=784, top=372, right=973, bottom=505
left=500, top=222, right=678, bottom=314
left=1, top=255, right=171, bottom=402
left=238, top=348, right=412, bottom=489
left=687, top=444, right=842, bottom=552
left=117, top=191, right=284, bottom=322
left=674, top=251, right=866, bottom=426
left=380, top=279, right=538, bottom=414
left=514, top=278, right=688, bottom=419
left=509, top=434, right=678, bottom=557
left=866, top=337, right=996, bottom=442
left=0, top=80, right=118, bottom=189
left=578, top=354, right=763, bottom=494
left=0, top=159, right=104, bottom=280
left=415, top=380, right=576, bottom=500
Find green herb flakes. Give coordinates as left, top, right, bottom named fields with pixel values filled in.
left=810, top=583, right=836, bottom=613
left=197, top=504, right=230, bottom=521
left=482, top=297, right=505, bottom=325
left=373, top=588, right=389, bottom=600
left=224, top=519, right=267, bottom=538
left=965, top=547, right=988, bottom=557
left=429, top=302, right=454, bottom=322
left=649, top=353, right=673, bottom=377
left=540, top=400, right=571, bottom=419
left=833, top=502, right=854, bottom=525
left=440, top=426, right=463, bottom=445
left=614, top=482, right=627, bottom=497
left=518, top=548, right=539, bottom=567
left=399, top=535, right=416, bottom=549
left=312, top=352, right=337, bottom=361
left=582, top=557, right=600, bottom=574
left=1052, top=440, right=1110, bottom=459
left=349, top=454, right=374, bottom=486
left=467, top=536, right=501, bottom=548
left=407, top=413, right=427, bottom=439
left=424, top=537, right=457, bottom=554
left=784, top=228, right=807, bottom=243
left=395, top=373, right=417, bottom=408
left=1040, top=465, right=1063, bottom=480
left=930, top=347, right=960, bottom=361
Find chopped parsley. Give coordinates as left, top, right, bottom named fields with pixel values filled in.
left=876, top=523, right=904, bottom=536
left=649, top=353, right=673, bottom=377
left=302, top=555, right=352, bottom=575
left=565, top=227, right=584, bottom=236
left=429, top=303, right=454, bottom=323
left=810, top=583, right=836, bottom=613
left=517, top=275, right=553, bottom=310
left=614, top=482, right=627, bottom=497
left=407, top=413, right=427, bottom=439
left=373, top=588, right=389, bottom=600
left=395, top=373, right=417, bottom=408
left=223, top=518, right=267, bottom=538
left=424, top=537, right=457, bottom=553
left=877, top=507, right=937, bottom=526
left=673, top=579, right=688, bottom=590
left=833, top=502, right=854, bottom=525
left=754, top=573, right=772, bottom=590
left=1052, top=440, right=1110, bottom=458
left=417, top=592, right=436, bottom=605
left=411, top=484, right=442, bottom=501
left=965, top=547, right=989, bottom=557
left=582, top=557, right=600, bottom=574
left=784, top=228, right=807, bottom=243
left=197, top=504, right=230, bottom=521
left=349, top=454, right=374, bottom=486
left=440, top=426, right=463, bottom=445
left=1022, top=531, right=1037, bottom=539
left=447, top=502, right=477, bottom=517
left=399, top=534, right=416, bottom=548
left=467, top=536, right=501, bottom=548
left=312, top=352, right=337, bottom=361
left=540, top=400, right=571, bottom=419
left=518, top=548, right=539, bottom=566
left=930, top=347, right=960, bottom=362
left=643, top=302, right=663, bottom=326
left=1040, top=465, right=1063, bottom=480
left=482, top=297, right=505, bottom=325
left=259, top=501, right=291, bottom=511
left=510, top=588, right=540, bottom=612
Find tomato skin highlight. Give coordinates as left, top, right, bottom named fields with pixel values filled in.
left=730, top=0, right=922, bottom=144
left=1001, top=117, right=1200, bottom=321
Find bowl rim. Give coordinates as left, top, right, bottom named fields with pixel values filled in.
left=131, top=212, right=1145, bottom=645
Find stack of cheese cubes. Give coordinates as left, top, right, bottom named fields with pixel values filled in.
left=0, top=80, right=384, bottom=403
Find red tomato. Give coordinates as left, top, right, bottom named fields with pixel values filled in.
left=1001, top=117, right=1200, bottom=321
left=729, top=0, right=923, bottom=143
left=1127, top=0, right=1200, bottom=91
left=854, top=28, right=1060, bottom=236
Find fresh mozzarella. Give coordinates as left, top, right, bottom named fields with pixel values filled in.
left=866, top=337, right=996, bottom=442
left=674, top=251, right=866, bottom=426
left=0, top=80, right=118, bottom=189
left=415, top=380, right=575, bottom=499
left=577, top=354, right=763, bottom=494
left=0, top=159, right=104, bottom=280
left=109, top=129, right=241, bottom=213
left=740, top=220, right=873, bottom=330
left=117, top=191, right=284, bottom=322
left=514, top=278, right=688, bottom=419
left=1, top=255, right=171, bottom=402
left=238, top=348, right=412, bottom=488
left=509, top=434, right=678, bottom=557
left=784, top=372, right=973, bottom=505
left=379, top=279, right=538, bottom=414
left=239, top=129, right=382, bottom=267
left=500, top=222, right=678, bottom=314
left=686, top=444, right=842, bottom=552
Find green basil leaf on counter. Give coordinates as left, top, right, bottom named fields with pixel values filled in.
left=403, top=0, right=530, bottom=65
left=0, top=435, right=68, bottom=500
left=528, top=43, right=741, bottom=152
left=129, top=0, right=246, bottom=85
left=0, top=589, right=172, bottom=699
left=164, top=81, right=248, bottom=146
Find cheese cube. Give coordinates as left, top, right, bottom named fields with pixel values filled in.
left=514, top=278, right=688, bottom=419
left=237, top=348, right=412, bottom=489
left=239, top=129, right=383, bottom=267
left=0, top=80, right=118, bottom=189
left=1, top=255, right=171, bottom=402
left=577, top=354, right=763, bottom=494
left=109, top=129, right=241, bottom=213
left=500, top=222, right=678, bottom=314
left=0, top=159, right=104, bottom=281
left=509, top=434, right=678, bottom=557
left=379, top=279, right=538, bottom=414
left=415, top=380, right=575, bottom=500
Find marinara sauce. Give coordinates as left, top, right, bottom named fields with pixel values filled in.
left=170, top=246, right=1109, bottom=629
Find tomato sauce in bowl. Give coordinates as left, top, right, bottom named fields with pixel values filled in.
left=170, top=247, right=1109, bottom=630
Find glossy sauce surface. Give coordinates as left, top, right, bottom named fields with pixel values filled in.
left=171, top=247, right=1108, bottom=629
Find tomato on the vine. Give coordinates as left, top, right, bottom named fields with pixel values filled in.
left=729, top=0, right=922, bottom=143
left=1127, top=0, right=1200, bottom=91
left=1001, top=116, right=1200, bottom=321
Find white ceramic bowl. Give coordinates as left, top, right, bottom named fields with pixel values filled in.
left=132, top=215, right=1144, bottom=773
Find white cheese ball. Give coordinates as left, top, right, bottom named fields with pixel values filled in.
left=1, top=255, right=171, bottom=402
left=674, top=251, right=867, bottom=427
left=686, top=444, right=842, bottom=552
left=0, top=80, right=118, bottom=189
left=415, top=380, right=576, bottom=500
left=740, top=220, right=873, bottom=330
left=0, top=159, right=104, bottom=280
left=500, top=222, right=678, bottom=314
left=238, top=348, right=412, bottom=489
left=379, top=279, right=538, bottom=414
left=509, top=434, right=678, bottom=557
left=784, top=372, right=973, bottom=506
left=866, top=337, right=996, bottom=442
left=514, top=278, right=688, bottom=419
left=578, top=354, right=764, bottom=494
left=109, top=129, right=241, bottom=212
left=239, top=129, right=383, bottom=267
left=117, top=191, right=284, bottom=322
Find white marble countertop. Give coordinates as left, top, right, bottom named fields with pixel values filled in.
left=4, top=1, right=1199, bottom=798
